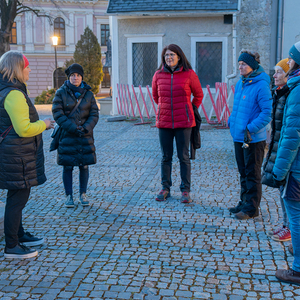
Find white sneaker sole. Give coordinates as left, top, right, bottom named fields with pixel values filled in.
left=20, top=238, right=44, bottom=247
left=4, top=250, right=38, bottom=259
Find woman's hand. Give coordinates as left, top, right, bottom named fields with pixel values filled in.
left=43, top=118, right=55, bottom=130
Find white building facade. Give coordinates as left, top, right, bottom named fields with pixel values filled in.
left=9, top=0, right=110, bottom=98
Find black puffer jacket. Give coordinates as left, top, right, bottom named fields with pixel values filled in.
left=0, top=74, right=46, bottom=190
left=52, top=81, right=99, bottom=166
left=262, top=85, right=289, bottom=187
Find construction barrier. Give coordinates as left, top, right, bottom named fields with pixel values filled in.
left=116, top=83, right=234, bottom=127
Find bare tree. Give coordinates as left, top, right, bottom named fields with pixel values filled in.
left=0, top=0, right=55, bottom=56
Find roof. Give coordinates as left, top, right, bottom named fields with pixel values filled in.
left=107, top=0, right=239, bottom=14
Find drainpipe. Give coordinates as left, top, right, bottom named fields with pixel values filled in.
left=276, top=0, right=284, bottom=62
left=226, top=13, right=237, bottom=85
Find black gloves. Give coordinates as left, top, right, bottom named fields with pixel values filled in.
left=244, top=128, right=252, bottom=143
left=75, top=125, right=85, bottom=137
left=242, top=128, right=252, bottom=149
left=272, top=173, right=286, bottom=187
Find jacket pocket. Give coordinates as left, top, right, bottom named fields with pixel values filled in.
left=286, top=173, right=300, bottom=201
left=157, top=104, right=161, bottom=121
left=185, top=104, right=190, bottom=122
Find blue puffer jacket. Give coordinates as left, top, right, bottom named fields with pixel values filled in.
left=273, top=75, right=300, bottom=181
left=228, top=66, right=272, bottom=143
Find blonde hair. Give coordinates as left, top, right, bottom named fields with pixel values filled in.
left=0, top=51, right=25, bottom=83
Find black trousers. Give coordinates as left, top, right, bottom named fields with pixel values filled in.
left=159, top=127, right=192, bottom=192
left=234, top=141, right=266, bottom=217
left=4, top=188, right=30, bottom=248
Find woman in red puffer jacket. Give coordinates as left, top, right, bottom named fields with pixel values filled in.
left=152, top=44, right=203, bottom=203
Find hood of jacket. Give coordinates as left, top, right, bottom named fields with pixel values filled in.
left=287, top=75, right=300, bottom=90
left=0, top=73, right=27, bottom=94
left=241, top=65, right=270, bottom=86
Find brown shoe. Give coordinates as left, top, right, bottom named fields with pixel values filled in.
left=276, top=269, right=300, bottom=286
left=288, top=244, right=294, bottom=256
left=234, top=211, right=251, bottom=220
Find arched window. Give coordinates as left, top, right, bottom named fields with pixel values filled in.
left=54, top=17, right=65, bottom=45
left=53, top=68, right=66, bottom=89
left=9, top=22, right=17, bottom=44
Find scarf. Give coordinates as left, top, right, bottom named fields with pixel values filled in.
left=288, top=68, right=300, bottom=81
left=66, top=80, right=85, bottom=99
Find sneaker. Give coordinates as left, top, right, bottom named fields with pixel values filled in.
left=4, top=244, right=38, bottom=259
left=272, top=227, right=291, bottom=242
left=267, top=226, right=284, bottom=237
left=19, top=232, right=44, bottom=247
left=79, top=193, right=90, bottom=207
left=65, top=195, right=74, bottom=208
left=181, top=191, right=192, bottom=203
left=155, top=189, right=170, bottom=201
left=276, top=269, right=300, bottom=286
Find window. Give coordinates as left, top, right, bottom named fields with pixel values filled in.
left=101, top=24, right=109, bottom=46
left=190, top=35, right=228, bottom=89
left=102, top=67, right=111, bottom=88
left=10, top=22, right=17, bottom=44
left=132, top=42, right=158, bottom=87
left=53, top=68, right=67, bottom=89
left=54, top=17, right=65, bottom=45
left=196, top=42, right=222, bottom=87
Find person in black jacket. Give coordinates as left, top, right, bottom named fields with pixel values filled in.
left=0, top=51, right=54, bottom=259
left=52, top=64, right=99, bottom=208
left=262, top=58, right=290, bottom=241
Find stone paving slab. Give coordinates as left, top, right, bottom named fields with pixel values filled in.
left=0, top=115, right=298, bottom=299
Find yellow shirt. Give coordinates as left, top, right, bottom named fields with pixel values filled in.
left=4, top=90, right=46, bottom=137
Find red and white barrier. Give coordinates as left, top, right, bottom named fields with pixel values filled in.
left=115, top=83, right=234, bottom=127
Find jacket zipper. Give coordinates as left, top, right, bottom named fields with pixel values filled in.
left=171, top=73, right=174, bottom=129
left=185, top=105, right=190, bottom=122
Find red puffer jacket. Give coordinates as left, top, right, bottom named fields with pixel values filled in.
left=152, top=66, right=203, bottom=129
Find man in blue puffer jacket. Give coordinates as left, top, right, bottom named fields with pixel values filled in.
left=273, top=41, right=300, bottom=286
left=228, top=50, right=272, bottom=220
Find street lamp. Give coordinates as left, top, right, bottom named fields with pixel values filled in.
left=51, top=36, right=58, bottom=89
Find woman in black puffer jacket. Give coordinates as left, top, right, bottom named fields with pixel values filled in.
left=52, top=64, right=99, bottom=208
left=262, top=58, right=290, bottom=242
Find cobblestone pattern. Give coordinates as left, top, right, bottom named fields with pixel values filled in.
left=0, top=116, right=298, bottom=299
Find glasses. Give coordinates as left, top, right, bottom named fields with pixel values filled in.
left=164, top=53, right=177, bottom=58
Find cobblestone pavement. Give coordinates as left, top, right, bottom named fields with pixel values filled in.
left=0, top=115, right=299, bottom=300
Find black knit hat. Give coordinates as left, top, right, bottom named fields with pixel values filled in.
left=65, top=63, right=84, bottom=78
left=238, top=53, right=259, bottom=71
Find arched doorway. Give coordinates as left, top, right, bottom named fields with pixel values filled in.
left=53, top=68, right=66, bottom=89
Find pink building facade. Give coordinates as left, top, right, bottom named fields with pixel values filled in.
left=9, top=0, right=110, bottom=98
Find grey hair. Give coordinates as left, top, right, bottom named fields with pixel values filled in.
left=0, top=51, right=25, bottom=83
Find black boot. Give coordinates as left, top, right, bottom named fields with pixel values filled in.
left=228, top=200, right=244, bottom=214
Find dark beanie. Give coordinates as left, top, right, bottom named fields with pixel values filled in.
left=65, top=63, right=84, bottom=78
left=238, top=52, right=259, bottom=70
left=289, top=41, right=300, bottom=65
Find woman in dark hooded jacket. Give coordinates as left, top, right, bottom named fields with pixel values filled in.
left=52, top=63, right=99, bottom=208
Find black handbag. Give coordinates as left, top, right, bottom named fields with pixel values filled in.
left=50, top=97, right=83, bottom=152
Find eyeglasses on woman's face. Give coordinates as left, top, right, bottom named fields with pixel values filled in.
left=164, top=53, right=177, bottom=58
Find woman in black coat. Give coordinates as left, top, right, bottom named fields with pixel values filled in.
left=52, top=64, right=99, bottom=208
left=262, top=58, right=290, bottom=242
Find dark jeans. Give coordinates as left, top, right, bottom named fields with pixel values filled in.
left=63, top=165, right=89, bottom=196
left=4, top=188, right=30, bottom=248
left=159, top=127, right=192, bottom=192
left=234, top=141, right=266, bottom=217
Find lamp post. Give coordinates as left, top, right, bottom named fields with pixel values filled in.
left=52, top=36, right=58, bottom=89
